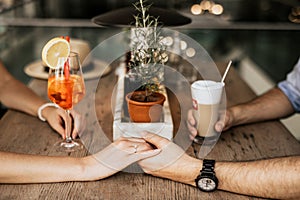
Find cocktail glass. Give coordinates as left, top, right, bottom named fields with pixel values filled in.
left=48, top=52, right=85, bottom=152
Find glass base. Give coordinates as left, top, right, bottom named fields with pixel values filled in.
left=193, top=135, right=218, bottom=145
left=54, top=139, right=84, bottom=152
left=192, top=135, right=218, bottom=159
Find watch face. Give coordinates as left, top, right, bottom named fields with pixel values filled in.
left=197, top=177, right=216, bottom=192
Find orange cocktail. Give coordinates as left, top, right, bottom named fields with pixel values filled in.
left=42, top=36, right=86, bottom=152
left=48, top=75, right=85, bottom=109
left=46, top=51, right=85, bottom=151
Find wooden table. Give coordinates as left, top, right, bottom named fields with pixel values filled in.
left=0, top=62, right=299, bottom=200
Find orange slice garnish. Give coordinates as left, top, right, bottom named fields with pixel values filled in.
left=41, top=37, right=70, bottom=69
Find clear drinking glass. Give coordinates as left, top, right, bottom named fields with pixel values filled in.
left=48, top=52, right=86, bottom=152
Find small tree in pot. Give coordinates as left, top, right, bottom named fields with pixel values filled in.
left=126, top=0, right=168, bottom=123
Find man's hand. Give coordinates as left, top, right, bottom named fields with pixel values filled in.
left=138, top=132, right=202, bottom=186
left=187, top=109, right=234, bottom=140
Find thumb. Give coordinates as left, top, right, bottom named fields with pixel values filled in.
left=70, top=110, right=86, bottom=139
left=137, top=148, right=161, bottom=159
left=141, top=131, right=170, bottom=149
left=187, top=109, right=196, bottom=126
left=215, top=121, right=224, bottom=132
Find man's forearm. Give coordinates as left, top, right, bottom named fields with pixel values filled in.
left=216, top=156, right=300, bottom=199
left=230, top=87, right=295, bottom=126
left=154, top=155, right=300, bottom=199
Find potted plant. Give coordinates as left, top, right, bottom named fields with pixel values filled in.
left=125, top=0, right=168, bottom=123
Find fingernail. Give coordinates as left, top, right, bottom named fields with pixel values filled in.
left=190, top=119, right=196, bottom=126
left=216, top=124, right=223, bottom=131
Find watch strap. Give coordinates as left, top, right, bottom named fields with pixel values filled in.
left=201, top=159, right=215, bottom=174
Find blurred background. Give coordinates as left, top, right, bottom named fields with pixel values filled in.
left=0, top=0, right=299, bottom=139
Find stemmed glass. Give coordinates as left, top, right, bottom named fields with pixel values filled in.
left=48, top=52, right=86, bottom=152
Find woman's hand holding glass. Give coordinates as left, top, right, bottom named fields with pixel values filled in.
left=41, top=107, right=84, bottom=139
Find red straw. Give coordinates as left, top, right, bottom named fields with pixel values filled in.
left=65, top=36, right=70, bottom=43
left=64, top=59, right=70, bottom=80
left=61, top=36, right=70, bottom=80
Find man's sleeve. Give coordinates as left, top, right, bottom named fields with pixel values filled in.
left=278, top=58, right=300, bottom=113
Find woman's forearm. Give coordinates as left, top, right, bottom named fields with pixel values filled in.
left=0, top=151, right=118, bottom=183
left=0, top=63, right=46, bottom=117
left=0, top=78, right=46, bottom=117
left=0, top=151, right=86, bottom=183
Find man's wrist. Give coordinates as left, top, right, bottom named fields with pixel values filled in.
left=185, top=157, right=203, bottom=186
left=229, top=106, right=241, bottom=127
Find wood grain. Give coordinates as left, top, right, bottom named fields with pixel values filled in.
left=0, top=61, right=299, bottom=200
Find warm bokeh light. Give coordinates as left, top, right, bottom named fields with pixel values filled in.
left=191, top=4, right=202, bottom=15
left=190, top=1, right=224, bottom=16
left=211, top=4, right=223, bottom=15
left=200, top=0, right=213, bottom=11
left=180, top=40, right=187, bottom=50
left=161, top=36, right=174, bottom=46
left=289, top=6, right=300, bottom=23
left=186, top=48, right=196, bottom=57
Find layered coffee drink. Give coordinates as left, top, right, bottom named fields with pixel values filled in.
left=191, top=80, right=224, bottom=143
left=192, top=103, right=219, bottom=138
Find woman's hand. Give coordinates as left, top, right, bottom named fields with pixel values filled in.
left=82, top=137, right=161, bottom=180
left=42, top=107, right=84, bottom=139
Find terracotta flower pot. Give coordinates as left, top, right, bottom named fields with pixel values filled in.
left=126, top=91, right=166, bottom=123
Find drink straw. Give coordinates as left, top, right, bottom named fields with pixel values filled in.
left=62, top=35, right=70, bottom=80
left=64, top=60, right=70, bottom=80
left=221, top=60, right=232, bottom=83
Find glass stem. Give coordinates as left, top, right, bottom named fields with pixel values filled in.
left=65, top=109, right=72, bottom=142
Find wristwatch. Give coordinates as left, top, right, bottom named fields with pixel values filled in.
left=195, top=159, right=218, bottom=192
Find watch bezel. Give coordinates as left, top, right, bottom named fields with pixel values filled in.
left=196, top=172, right=218, bottom=192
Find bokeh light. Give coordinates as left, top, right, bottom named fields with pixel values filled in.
left=191, top=4, right=202, bottom=15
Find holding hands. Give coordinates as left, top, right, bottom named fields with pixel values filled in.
left=84, top=136, right=162, bottom=180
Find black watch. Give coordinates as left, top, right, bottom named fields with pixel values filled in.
left=195, top=159, right=218, bottom=192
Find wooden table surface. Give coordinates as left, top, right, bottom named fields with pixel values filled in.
left=0, top=61, right=299, bottom=200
